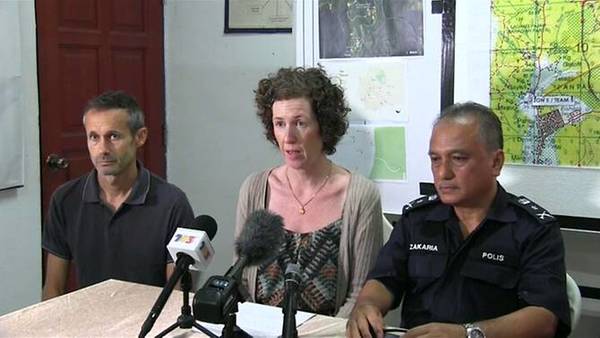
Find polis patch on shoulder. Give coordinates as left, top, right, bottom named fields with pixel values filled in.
left=403, top=194, right=439, bottom=213
left=512, top=196, right=556, bottom=224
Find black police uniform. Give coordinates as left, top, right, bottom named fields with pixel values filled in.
left=368, top=184, right=571, bottom=337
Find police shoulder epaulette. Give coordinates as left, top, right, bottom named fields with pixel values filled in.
left=511, top=196, right=556, bottom=224
left=403, top=194, right=439, bottom=213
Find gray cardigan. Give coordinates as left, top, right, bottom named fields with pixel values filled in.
left=234, top=169, right=383, bottom=317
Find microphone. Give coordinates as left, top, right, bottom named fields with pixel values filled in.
left=193, top=209, right=285, bottom=324
left=282, top=263, right=301, bottom=338
left=167, top=214, right=217, bottom=271
left=229, top=209, right=285, bottom=280
left=138, top=215, right=218, bottom=338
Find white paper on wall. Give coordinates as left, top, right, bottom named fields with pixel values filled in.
left=0, top=2, right=24, bottom=190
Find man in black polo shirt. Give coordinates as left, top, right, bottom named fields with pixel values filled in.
left=346, top=102, right=570, bottom=338
left=42, top=91, right=194, bottom=300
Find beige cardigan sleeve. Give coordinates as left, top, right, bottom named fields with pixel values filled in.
left=234, top=170, right=271, bottom=302
left=335, top=174, right=383, bottom=317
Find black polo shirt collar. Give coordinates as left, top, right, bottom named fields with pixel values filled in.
left=424, top=183, right=518, bottom=224
left=82, top=161, right=151, bottom=205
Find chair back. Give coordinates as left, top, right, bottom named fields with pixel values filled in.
left=566, top=273, right=581, bottom=331
left=383, top=214, right=394, bottom=242
left=382, top=214, right=403, bottom=326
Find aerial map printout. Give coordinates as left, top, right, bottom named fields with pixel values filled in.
left=491, top=0, right=600, bottom=168
left=319, top=0, right=423, bottom=58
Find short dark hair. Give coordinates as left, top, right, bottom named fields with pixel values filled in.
left=83, top=90, right=145, bottom=134
left=254, top=67, right=350, bottom=155
left=436, top=101, right=503, bottom=151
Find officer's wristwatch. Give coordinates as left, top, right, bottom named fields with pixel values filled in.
left=463, top=323, right=486, bottom=338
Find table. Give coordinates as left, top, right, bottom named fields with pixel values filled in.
left=0, top=279, right=347, bottom=337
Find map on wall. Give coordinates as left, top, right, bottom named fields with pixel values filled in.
left=331, top=125, right=407, bottom=181
left=490, top=0, right=600, bottom=168
left=319, top=0, right=424, bottom=58
left=321, top=59, right=409, bottom=182
left=227, top=0, right=293, bottom=30
left=324, top=60, right=408, bottom=122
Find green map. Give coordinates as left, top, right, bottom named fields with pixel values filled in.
left=490, top=0, right=600, bottom=167
left=370, top=126, right=407, bottom=180
left=331, top=125, right=406, bottom=181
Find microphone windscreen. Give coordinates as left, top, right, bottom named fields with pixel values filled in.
left=191, top=215, right=218, bottom=240
left=236, top=209, right=285, bottom=266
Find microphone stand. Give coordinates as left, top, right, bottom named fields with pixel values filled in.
left=281, top=285, right=298, bottom=338
left=155, top=269, right=217, bottom=338
left=138, top=254, right=216, bottom=338
left=281, top=264, right=300, bottom=338
left=222, top=311, right=237, bottom=338
left=221, top=303, right=252, bottom=338
left=217, top=278, right=251, bottom=338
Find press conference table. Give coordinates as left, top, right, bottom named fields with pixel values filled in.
left=0, top=279, right=347, bottom=337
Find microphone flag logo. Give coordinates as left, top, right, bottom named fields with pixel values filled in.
left=173, top=234, right=197, bottom=244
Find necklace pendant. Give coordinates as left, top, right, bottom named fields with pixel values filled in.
left=285, top=163, right=332, bottom=217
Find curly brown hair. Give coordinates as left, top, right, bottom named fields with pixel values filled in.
left=254, top=67, right=349, bottom=155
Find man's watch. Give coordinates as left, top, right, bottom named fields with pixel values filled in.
left=463, top=323, right=486, bottom=338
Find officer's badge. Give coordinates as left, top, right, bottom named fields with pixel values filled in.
left=403, top=194, right=439, bottom=213
left=512, top=196, right=555, bottom=224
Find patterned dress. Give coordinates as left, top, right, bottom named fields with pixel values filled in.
left=256, top=219, right=342, bottom=316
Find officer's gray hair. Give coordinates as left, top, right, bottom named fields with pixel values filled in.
left=434, top=101, right=503, bottom=151
left=82, top=90, right=145, bottom=134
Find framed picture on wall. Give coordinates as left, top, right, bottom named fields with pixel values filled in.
left=225, top=0, right=293, bottom=33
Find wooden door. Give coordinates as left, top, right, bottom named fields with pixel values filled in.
left=37, top=0, right=166, bottom=289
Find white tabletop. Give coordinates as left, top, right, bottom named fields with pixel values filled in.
left=0, top=279, right=347, bottom=337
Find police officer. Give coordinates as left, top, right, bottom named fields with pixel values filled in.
left=346, top=102, right=570, bottom=338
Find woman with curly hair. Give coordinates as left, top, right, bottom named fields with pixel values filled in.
left=235, top=67, right=383, bottom=317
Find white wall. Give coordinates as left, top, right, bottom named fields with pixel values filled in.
left=164, top=0, right=294, bottom=283
left=0, top=0, right=41, bottom=315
